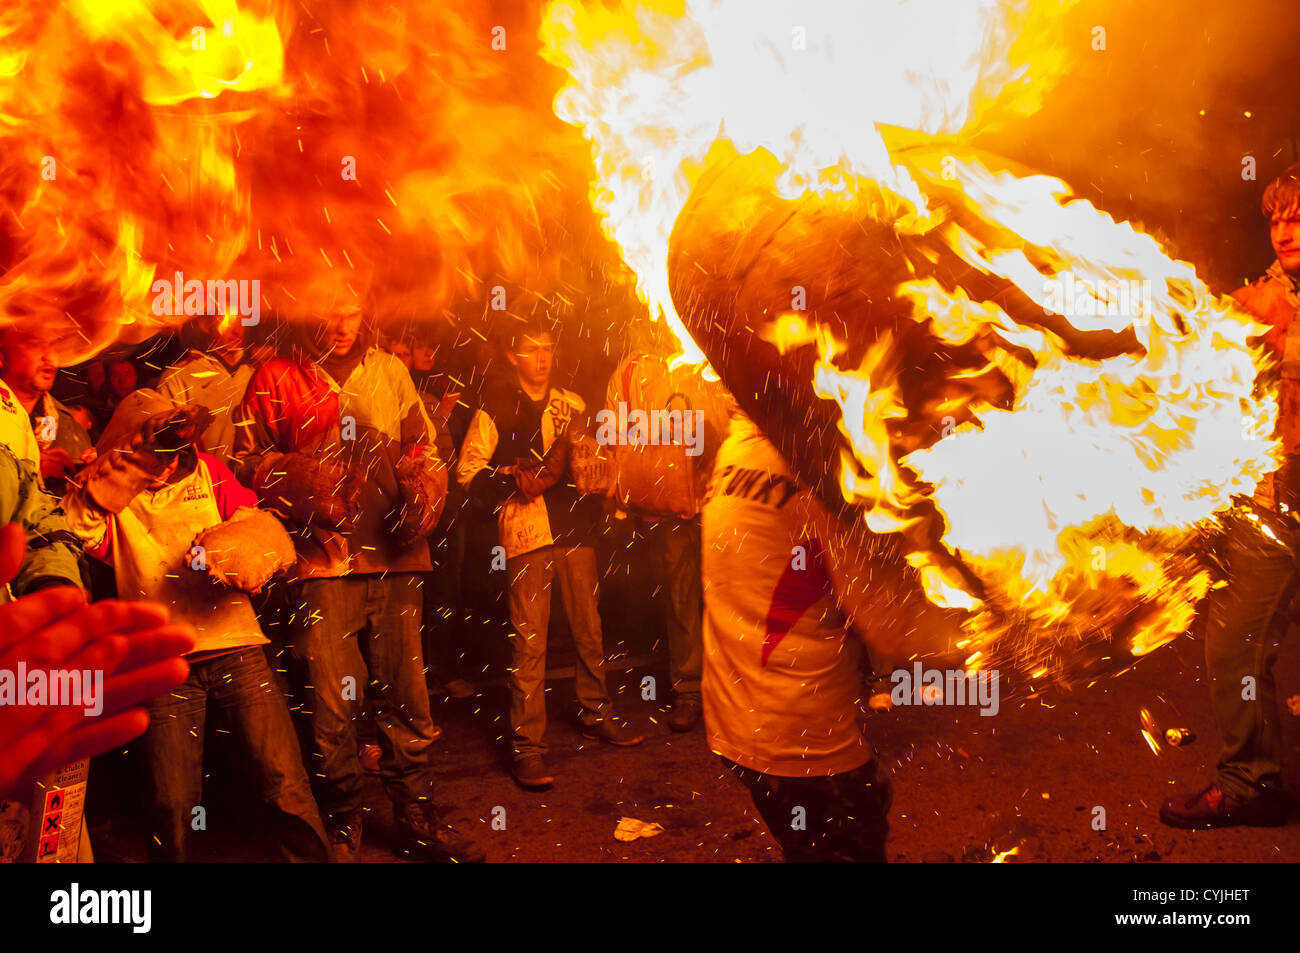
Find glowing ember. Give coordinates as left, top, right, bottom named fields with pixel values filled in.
left=1139, top=707, right=1162, bottom=756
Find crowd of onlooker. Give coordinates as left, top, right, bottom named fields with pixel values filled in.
left=0, top=304, right=722, bottom=863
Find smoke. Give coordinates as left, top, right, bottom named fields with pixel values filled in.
left=0, top=0, right=640, bottom=390
left=971, top=0, right=1300, bottom=289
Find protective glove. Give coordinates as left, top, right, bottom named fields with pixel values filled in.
left=393, top=447, right=449, bottom=545
left=251, top=445, right=359, bottom=532
left=193, top=509, right=297, bottom=593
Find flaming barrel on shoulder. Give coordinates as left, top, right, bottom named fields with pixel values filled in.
left=667, top=137, right=1278, bottom=687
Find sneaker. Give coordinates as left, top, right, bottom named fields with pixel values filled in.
left=581, top=716, right=644, bottom=746
left=512, top=753, right=555, bottom=790
left=395, top=803, right=485, bottom=863
left=1159, top=782, right=1287, bottom=830
left=327, top=810, right=363, bottom=863
left=666, top=696, right=703, bottom=733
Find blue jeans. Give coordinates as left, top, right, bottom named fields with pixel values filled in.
left=287, top=574, right=439, bottom=818
left=141, top=648, right=329, bottom=862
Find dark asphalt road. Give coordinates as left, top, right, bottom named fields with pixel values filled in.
left=346, top=628, right=1300, bottom=863
left=89, top=521, right=1299, bottom=865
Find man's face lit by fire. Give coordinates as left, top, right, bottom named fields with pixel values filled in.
left=1271, top=213, right=1300, bottom=276
left=147, top=456, right=180, bottom=491
left=508, top=331, right=553, bottom=392
left=323, top=308, right=363, bottom=357
left=0, top=329, right=59, bottom=396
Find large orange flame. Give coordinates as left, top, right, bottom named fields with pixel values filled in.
left=543, top=0, right=1281, bottom=684
left=1, top=1, right=605, bottom=360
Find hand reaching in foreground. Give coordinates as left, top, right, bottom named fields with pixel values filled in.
left=0, top=523, right=195, bottom=801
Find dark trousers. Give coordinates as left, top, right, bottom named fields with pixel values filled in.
left=424, top=498, right=469, bottom=685
left=506, top=544, right=612, bottom=759
left=1203, top=510, right=1294, bottom=799
left=722, top=757, right=892, bottom=862
left=287, top=574, right=439, bottom=819
left=140, top=648, right=329, bottom=863
left=645, top=517, right=704, bottom=700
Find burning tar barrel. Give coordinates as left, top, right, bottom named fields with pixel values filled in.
left=667, top=139, right=1142, bottom=527
left=665, top=138, right=1206, bottom=685
left=663, top=141, right=1006, bottom=664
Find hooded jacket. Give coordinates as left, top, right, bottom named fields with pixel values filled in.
left=603, top=351, right=734, bottom=519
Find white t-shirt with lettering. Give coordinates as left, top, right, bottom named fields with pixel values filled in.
left=702, top=417, right=871, bottom=778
